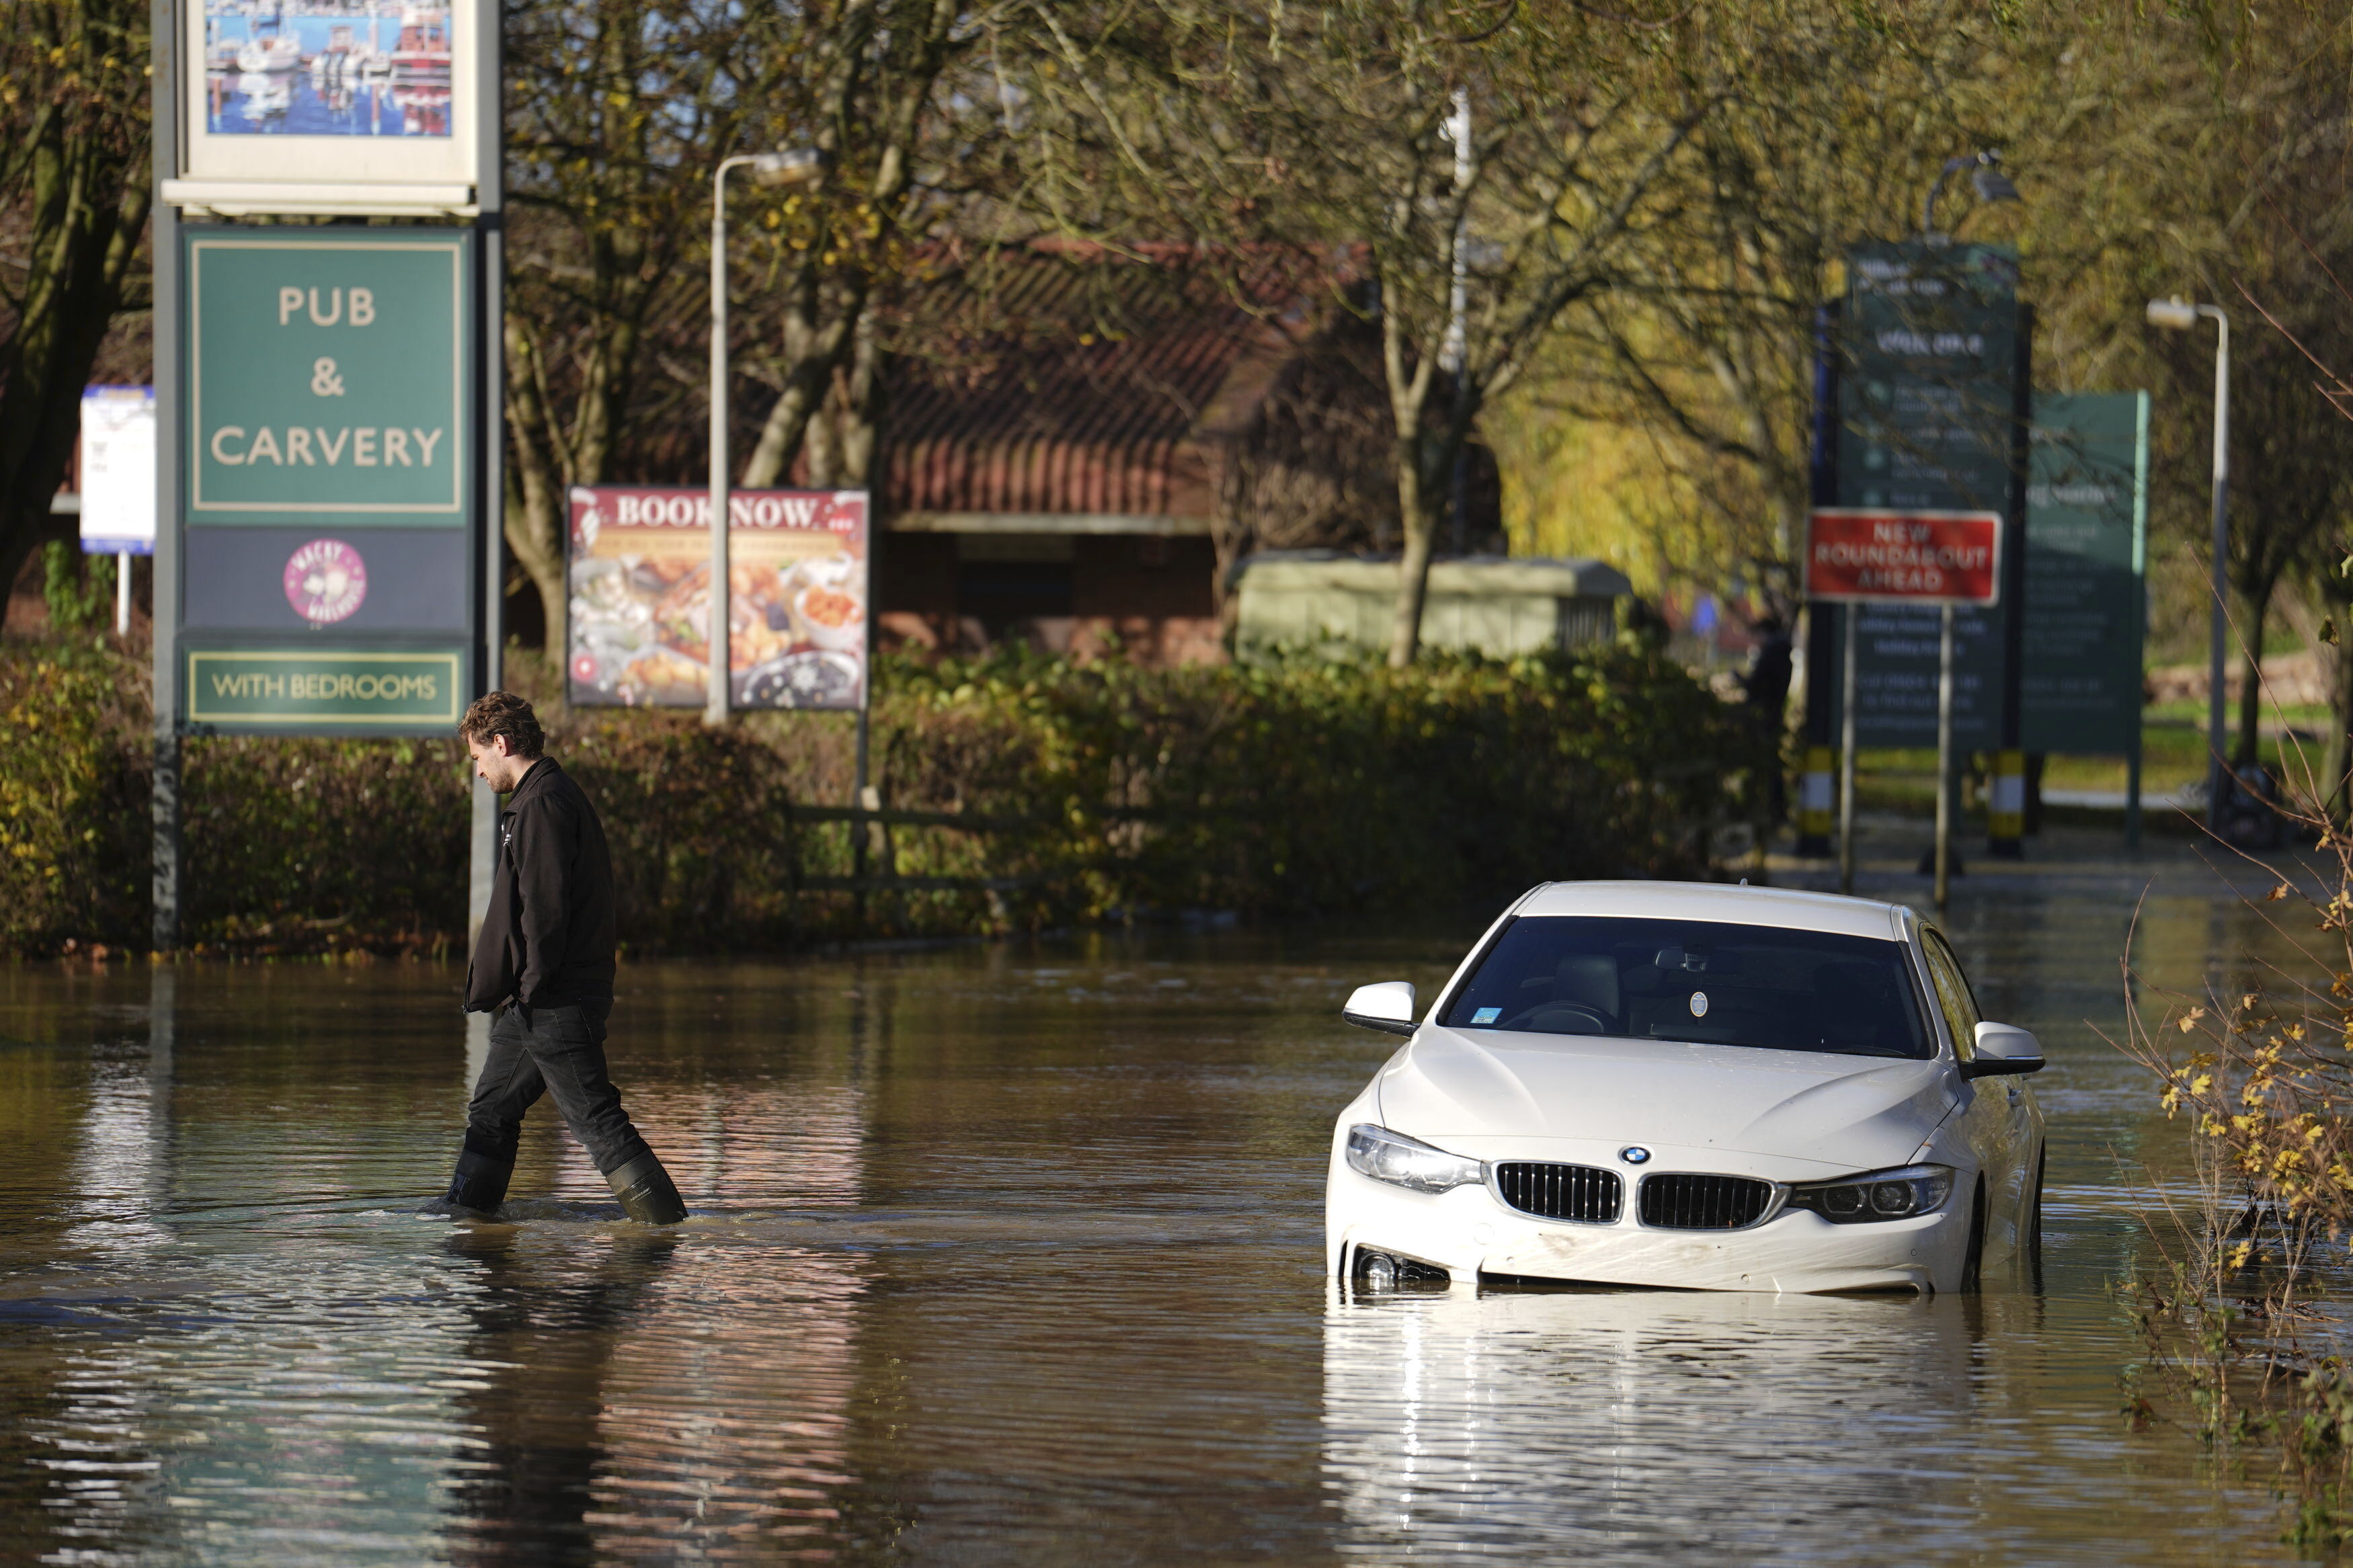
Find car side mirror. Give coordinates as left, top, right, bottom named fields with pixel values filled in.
left=1962, top=1021, right=2044, bottom=1079
left=1343, top=981, right=1418, bottom=1036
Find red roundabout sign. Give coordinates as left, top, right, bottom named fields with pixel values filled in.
left=1805, top=508, right=2002, bottom=605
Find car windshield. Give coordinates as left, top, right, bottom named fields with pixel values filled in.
left=1439, top=915, right=1933, bottom=1060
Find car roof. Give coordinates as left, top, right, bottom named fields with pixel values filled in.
left=1511, top=880, right=1913, bottom=942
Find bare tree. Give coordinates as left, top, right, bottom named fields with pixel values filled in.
left=498, top=0, right=768, bottom=653
left=733, top=0, right=995, bottom=491
left=1006, top=0, right=1721, bottom=663
left=497, top=0, right=1023, bottom=649
left=1549, top=0, right=2029, bottom=618
left=0, top=0, right=151, bottom=602
left=2206, top=290, right=2353, bottom=768
left=2097, top=15, right=2353, bottom=774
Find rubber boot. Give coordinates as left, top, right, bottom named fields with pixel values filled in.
left=444, top=1137, right=515, bottom=1216
left=604, top=1152, right=688, bottom=1225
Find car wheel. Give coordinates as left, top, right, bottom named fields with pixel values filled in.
left=1958, top=1178, right=1987, bottom=1293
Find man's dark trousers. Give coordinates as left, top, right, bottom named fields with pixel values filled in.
left=453, top=1000, right=652, bottom=1196
left=450, top=752, right=684, bottom=1223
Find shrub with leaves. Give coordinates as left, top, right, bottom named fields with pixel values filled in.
left=0, top=646, right=149, bottom=950
left=0, top=635, right=1756, bottom=954
left=40, top=543, right=114, bottom=633
left=2118, top=741, right=2353, bottom=1548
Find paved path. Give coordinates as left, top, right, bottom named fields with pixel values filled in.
left=1760, top=809, right=2331, bottom=903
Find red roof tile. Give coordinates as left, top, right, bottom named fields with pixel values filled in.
left=881, top=243, right=1339, bottom=520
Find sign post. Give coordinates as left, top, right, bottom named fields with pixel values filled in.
left=153, top=0, right=500, bottom=950
left=1839, top=602, right=1858, bottom=895
left=1806, top=507, right=2003, bottom=905
left=1802, top=239, right=2027, bottom=879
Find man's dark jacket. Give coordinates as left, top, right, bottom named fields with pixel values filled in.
left=465, top=757, right=618, bottom=1012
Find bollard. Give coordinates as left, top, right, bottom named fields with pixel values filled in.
left=1987, top=748, right=2026, bottom=859
left=1797, top=746, right=1835, bottom=858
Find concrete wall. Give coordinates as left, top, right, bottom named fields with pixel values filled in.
left=1232, top=556, right=1629, bottom=664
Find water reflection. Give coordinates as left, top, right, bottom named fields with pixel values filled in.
left=437, top=1228, right=868, bottom=1561
left=58, top=966, right=174, bottom=1261
left=442, top=1063, right=871, bottom=1558
left=0, top=893, right=2334, bottom=1563
left=1322, top=1287, right=1985, bottom=1561
left=442, top=1228, right=684, bottom=1564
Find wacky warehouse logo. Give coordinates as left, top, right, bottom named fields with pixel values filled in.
left=283, top=538, right=368, bottom=624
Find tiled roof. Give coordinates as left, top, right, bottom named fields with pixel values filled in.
left=881, top=243, right=1334, bottom=520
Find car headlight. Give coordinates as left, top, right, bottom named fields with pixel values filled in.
left=1345, top=1124, right=1486, bottom=1194
left=1783, top=1163, right=1954, bottom=1224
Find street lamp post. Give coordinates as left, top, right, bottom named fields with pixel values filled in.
left=707, top=147, right=829, bottom=728
left=1439, top=87, right=1471, bottom=554
left=2147, top=296, right=2230, bottom=833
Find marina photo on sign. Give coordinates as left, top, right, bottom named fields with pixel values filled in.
left=202, top=0, right=452, bottom=139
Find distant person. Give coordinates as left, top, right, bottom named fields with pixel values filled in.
left=1741, top=615, right=1794, bottom=719
left=1741, top=616, right=1795, bottom=821
left=440, top=692, right=687, bottom=1225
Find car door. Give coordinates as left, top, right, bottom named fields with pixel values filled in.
left=1919, top=930, right=2021, bottom=1253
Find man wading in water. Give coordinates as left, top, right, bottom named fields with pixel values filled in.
left=441, top=692, right=688, bottom=1225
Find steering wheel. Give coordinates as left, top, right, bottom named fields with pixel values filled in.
left=1497, top=1002, right=1611, bottom=1035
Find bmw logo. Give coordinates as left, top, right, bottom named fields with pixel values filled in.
left=1619, top=1145, right=1652, bottom=1165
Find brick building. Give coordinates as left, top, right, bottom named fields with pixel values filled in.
left=869, top=242, right=1497, bottom=664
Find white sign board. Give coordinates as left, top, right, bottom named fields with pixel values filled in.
left=80, top=386, right=157, bottom=554
left=167, top=0, right=481, bottom=214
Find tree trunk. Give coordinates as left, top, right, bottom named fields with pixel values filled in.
left=837, top=308, right=883, bottom=489
left=740, top=269, right=850, bottom=488
left=0, top=84, right=153, bottom=603
left=501, top=320, right=571, bottom=661
left=1386, top=449, right=1441, bottom=668
left=799, top=303, right=883, bottom=489
left=1379, top=278, right=1441, bottom=668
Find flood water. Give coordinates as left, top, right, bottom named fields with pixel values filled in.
left=0, top=882, right=2315, bottom=1563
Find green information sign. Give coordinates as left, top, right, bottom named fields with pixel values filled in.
left=185, top=228, right=471, bottom=525
left=2020, top=392, right=2149, bottom=754
left=186, top=649, right=465, bottom=730
left=1826, top=241, right=2024, bottom=749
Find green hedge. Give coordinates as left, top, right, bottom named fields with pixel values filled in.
left=0, top=646, right=152, bottom=947
left=0, top=637, right=1759, bottom=956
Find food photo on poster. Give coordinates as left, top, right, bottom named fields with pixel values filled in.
left=565, top=485, right=869, bottom=711
left=200, top=0, right=454, bottom=138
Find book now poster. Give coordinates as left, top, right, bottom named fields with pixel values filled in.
left=565, top=485, right=870, bottom=712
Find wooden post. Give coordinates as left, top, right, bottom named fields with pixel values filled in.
left=1838, top=602, right=1860, bottom=895
left=1934, top=604, right=1956, bottom=909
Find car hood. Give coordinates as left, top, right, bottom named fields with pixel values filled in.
left=1375, top=1024, right=1958, bottom=1169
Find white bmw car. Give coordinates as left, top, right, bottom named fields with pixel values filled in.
left=1324, top=882, right=2045, bottom=1295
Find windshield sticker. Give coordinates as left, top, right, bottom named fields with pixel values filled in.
left=1472, top=1007, right=1501, bottom=1024
left=1689, top=991, right=1710, bottom=1018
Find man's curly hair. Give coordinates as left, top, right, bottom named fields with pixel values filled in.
left=458, top=691, right=545, bottom=757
